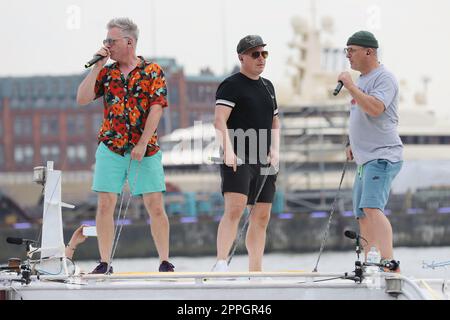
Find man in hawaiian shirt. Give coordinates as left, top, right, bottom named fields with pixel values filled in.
left=77, top=17, right=174, bottom=273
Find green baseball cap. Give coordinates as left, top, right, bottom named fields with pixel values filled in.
left=347, top=31, right=379, bottom=48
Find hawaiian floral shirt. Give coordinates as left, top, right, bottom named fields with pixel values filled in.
left=94, top=56, right=168, bottom=157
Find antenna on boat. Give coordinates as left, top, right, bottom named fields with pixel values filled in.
left=35, top=161, right=75, bottom=277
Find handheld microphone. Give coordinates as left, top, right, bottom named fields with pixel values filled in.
left=6, top=237, right=37, bottom=245
left=344, top=230, right=362, bottom=257
left=84, top=55, right=104, bottom=68
left=344, top=230, right=358, bottom=240
left=333, top=80, right=344, bottom=96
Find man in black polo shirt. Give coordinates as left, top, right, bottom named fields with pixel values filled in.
left=213, top=35, right=280, bottom=272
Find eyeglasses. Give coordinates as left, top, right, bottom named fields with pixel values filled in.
left=344, top=47, right=364, bottom=55
left=248, top=50, right=269, bottom=59
left=103, top=37, right=129, bottom=46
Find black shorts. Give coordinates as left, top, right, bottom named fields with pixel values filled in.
left=220, top=164, right=277, bottom=205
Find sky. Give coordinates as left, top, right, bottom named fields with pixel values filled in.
left=1, top=0, right=449, bottom=111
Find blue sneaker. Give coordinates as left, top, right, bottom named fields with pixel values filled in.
left=90, top=262, right=113, bottom=274
left=159, top=261, right=175, bottom=272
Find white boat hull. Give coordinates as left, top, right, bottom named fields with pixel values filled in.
left=1, top=271, right=443, bottom=300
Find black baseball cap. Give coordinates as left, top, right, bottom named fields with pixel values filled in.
left=236, top=35, right=266, bottom=54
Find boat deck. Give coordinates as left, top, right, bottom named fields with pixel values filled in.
left=1, top=270, right=446, bottom=300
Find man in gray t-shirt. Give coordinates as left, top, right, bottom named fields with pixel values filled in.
left=338, top=31, right=403, bottom=272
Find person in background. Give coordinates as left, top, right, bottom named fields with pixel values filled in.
left=65, top=225, right=88, bottom=260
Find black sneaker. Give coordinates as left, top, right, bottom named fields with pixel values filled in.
left=90, top=262, right=113, bottom=274
left=159, top=261, right=175, bottom=272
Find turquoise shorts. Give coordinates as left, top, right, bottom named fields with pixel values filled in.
left=352, top=159, right=402, bottom=218
left=92, top=142, right=166, bottom=196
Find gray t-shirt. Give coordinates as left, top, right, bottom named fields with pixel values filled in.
left=349, top=65, right=403, bottom=165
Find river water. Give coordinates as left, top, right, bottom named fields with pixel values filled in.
left=75, top=246, right=450, bottom=279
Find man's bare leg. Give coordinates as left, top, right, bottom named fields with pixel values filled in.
left=246, top=203, right=272, bottom=271
left=359, top=208, right=398, bottom=271
left=216, top=192, right=248, bottom=261
left=96, top=192, right=118, bottom=263
left=143, top=192, right=170, bottom=262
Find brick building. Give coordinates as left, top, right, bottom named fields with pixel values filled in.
left=0, top=58, right=226, bottom=172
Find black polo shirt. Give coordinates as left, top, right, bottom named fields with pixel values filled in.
left=215, top=72, right=278, bottom=164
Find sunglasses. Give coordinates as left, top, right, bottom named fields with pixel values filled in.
left=344, top=47, right=369, bottom=55
left=248, top=50, right=269, bottom=59
left=103, top=37, right=129, bottom=46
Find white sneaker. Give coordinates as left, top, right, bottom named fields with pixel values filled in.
left=212, top=260, right=229, bottom=272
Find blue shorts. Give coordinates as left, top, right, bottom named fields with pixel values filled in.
left=92, top=142, right=166, bottom=196
left=352, top=159, right=402, bottom=218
